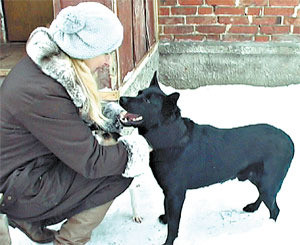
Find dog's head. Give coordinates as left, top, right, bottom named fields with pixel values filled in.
left=119, top=72, right=180, bottom=131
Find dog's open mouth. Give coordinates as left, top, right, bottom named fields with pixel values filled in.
left=119, top=111, right=143, bottom=126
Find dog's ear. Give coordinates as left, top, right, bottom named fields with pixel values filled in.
left=167, top=92, right=180, bottom=104
left=162, top=92, right=180, bottom=118
left=150, top=71, right=160, bottom=88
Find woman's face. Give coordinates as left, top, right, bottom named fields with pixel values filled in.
left=84, top=53, right=111, bottom=73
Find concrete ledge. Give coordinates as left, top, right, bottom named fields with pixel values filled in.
left=159, top=41, right=300, bottom=89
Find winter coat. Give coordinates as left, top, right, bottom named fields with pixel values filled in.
left=0, top=28, right=149, bottom=226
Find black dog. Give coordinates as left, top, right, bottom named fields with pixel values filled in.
left=119, top=72, right=294, bottom=245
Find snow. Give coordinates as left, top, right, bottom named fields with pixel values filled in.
left=10, top=84, right=300, bottom=245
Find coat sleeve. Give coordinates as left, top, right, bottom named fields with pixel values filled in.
left=13, top=88, right=128, bottom=179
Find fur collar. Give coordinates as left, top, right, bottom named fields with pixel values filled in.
left=26, top=27, right=90, bottom=121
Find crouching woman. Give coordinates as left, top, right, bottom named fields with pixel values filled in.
left=0, top=2, right=149, bottom=244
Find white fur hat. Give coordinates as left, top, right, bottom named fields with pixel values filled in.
left=48, top=2, right=123, bottom=59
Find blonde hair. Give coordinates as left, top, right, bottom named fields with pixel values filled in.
left=70, top=58, right=108, bottom=128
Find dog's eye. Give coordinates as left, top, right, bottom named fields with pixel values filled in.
left=143, top=98, right=151, bottom=103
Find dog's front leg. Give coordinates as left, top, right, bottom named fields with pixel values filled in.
left=159, top=196, right=168, bottom=224
left=163, top=191, right=186, bottom=245
left=129, top=187, right=143, bottom=223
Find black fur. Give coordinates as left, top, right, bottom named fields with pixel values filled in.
left=120, top=72, right=294, bottom=245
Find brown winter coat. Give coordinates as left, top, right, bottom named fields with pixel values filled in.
left=0, top=55, right=133, bottom=226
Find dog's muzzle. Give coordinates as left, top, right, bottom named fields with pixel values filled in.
left=119, top=111, right=144, bottom=127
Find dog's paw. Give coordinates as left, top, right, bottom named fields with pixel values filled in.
left=159, top=214, right=168, bottom=224
left=243, top=203, right=258, bottom=213
left=132, top=216, right=143, bottom=223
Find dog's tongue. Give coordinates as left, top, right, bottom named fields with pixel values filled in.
left=120, top=112, right=143, bottom=126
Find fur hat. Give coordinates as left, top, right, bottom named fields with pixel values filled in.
left=48, top=2, right=123, bottom=59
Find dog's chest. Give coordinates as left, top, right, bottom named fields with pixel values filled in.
left=149, top=147, right=206, bottom=184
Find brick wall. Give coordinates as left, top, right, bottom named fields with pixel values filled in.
left=159, top=0, right=300, bottom=42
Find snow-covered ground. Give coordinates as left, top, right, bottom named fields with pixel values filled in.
left=10, top=84, right=300, bottom=245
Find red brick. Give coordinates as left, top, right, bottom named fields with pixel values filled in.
left=240, top=0, right=268, bottom=6
left=178, top=0, right=203, bottom=5
left=159, top=7, right=170, bottom=16
left=252, top=17, right=278, bottom=25
left=186, top=16, right=217, bottom=24
left=218, top=16, right=249, bottom=24
left=264, top=7, right=294, bottom=16
left=164, top=25, right=194, bottom=34
left=207, top=34, right=222, bottom=40
left=159, top=17, right=185, bottom=25
left=269, top=0, right=299, bottom=6
left=284, top=17, right=300, bottom=25
left=229, top=25, right=258, bottom=34
left=174, top=34, right=206, bottom=41
left=215, top=7, right=245, bottom=15
left=206, top=0, right=235, bottom=6
left=223, top=34, right=253, bottom=41
left=159, top=0, right=177, bottom=6
left=293, top=26, right=300, bottom=34
left=198, top=7, right=214, bottom=15
left=255, top=35, right=270, bottom=42
left=196, top=25, right=226, bottom=34
left=159, top=34, right=174, bottom=41
left=260, top=25, right=290, bottom=34
left=171, top=7, right=198, bottom=15
left=247, top=7, right=262, bottom=15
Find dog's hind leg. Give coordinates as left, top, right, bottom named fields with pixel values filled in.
left=264, top=195, right=280, bottom=221
left=258, top=156, right=292, bottom=221
left=239, top=162, right=264, bottom=213
left=245, top=189, right=279, bottom=220
left=256, top=171, right=282, bottom=220
left=243, top=196, right=262, bottom=213
left=259, top=174, right=281, bottom=221
left=243, top=186, right=279, bottom=220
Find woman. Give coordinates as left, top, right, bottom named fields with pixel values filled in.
left=0, top=2, right=149, bottom=244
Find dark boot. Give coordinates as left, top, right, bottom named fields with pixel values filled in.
left=8, top=218, right=55, bottom=244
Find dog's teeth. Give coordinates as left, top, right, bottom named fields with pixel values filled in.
left=131, top=116, right=143, bottom=122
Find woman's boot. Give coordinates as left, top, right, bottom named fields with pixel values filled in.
left=8, top=218, right=55, bottom=243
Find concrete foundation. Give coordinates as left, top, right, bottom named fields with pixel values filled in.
left=3, top=41, right=299, bottom=93
left=158, top=41, right=300, bottom=89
